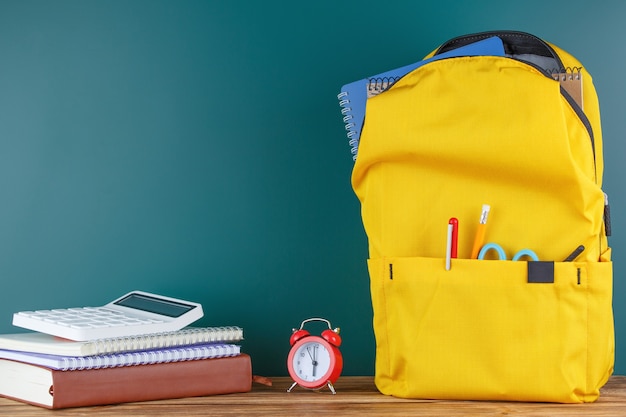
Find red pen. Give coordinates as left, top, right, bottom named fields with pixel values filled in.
left=449, top=218, right=458, bottom=259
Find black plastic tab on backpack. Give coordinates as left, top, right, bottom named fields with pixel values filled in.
left=527, top=261, right=555, bottom=284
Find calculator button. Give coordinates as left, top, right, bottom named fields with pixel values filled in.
left=98, top=308, right=122, bottom=314
left=62, top=318, right=93, bottom=324
left=27, top=312, right=51, bottom=318
left=42, top=317, right=60, bottom=323
left=69, top=323, right=95, bottom=329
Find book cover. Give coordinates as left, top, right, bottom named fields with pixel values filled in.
left=0, top=343, right=241, bottom=370
left=0, top=326, right=243, bottom=357
left=0, top=354, right=252, bottom=409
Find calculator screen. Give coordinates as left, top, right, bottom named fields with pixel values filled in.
left=113, top=293, right=196, bottom=317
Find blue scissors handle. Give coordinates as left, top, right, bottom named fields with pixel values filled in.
left=477, top=243, right=539, bottom=261
left=511, top=249, right=539, bottom=261
left=477, top=243, right=506, bottom=260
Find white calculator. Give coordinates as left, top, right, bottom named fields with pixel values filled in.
left=12, top=291, right=204, bottom=341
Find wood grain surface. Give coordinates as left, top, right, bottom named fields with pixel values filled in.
left=1, top=375, right=625, bottom=416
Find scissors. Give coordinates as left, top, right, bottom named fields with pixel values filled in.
left=477, top=242, right=539, bottom=261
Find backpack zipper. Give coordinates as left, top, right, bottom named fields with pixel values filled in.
left=435, top=30, right=565, bottom=69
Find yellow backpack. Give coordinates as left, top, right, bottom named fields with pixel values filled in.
left=348, top=31, right=613, bottom=403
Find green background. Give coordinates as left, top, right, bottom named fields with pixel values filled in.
left=0, top=0, right=624, bottom=377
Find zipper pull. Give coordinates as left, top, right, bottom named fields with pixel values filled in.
left=604, top=192, right=612, bottom=237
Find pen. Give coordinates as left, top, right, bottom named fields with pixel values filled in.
left=446, top=224, right=453, bottom=271
left=470, top=204, right=490, bottom=259
left=563, top=245, right=585, bottom=262
left=446, top=218, right=458, bottom=271
left=449, top=218, right=458, bottom=259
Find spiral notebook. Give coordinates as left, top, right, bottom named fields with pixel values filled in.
left=337, top=36, right=506, bottom=160
left=552, top=67, right=583, bottom=108
left=0, top=342, right=241, bottom=371
left=0, top=326, right=243, bottom=357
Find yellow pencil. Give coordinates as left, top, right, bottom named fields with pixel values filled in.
left=470, top=204, right=491, bottom=259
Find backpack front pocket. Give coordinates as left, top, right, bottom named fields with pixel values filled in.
left=368, top=255, right=613, bottom=403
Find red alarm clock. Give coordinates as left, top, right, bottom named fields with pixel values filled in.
left=287, top=318, right=343, bottom=394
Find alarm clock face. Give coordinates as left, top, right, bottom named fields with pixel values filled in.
left=288, top=336, right=340, bottom=388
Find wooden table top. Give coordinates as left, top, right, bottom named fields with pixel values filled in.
left=2, top=375, right=625, bottom=416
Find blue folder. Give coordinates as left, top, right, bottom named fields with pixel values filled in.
left=338, top=36, right=506, bottom=160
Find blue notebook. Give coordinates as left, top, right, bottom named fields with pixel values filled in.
left=337, top=36, right=506, bottom=160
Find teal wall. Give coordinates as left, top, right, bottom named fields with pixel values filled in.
left=0, top=0, right=624, bottom=377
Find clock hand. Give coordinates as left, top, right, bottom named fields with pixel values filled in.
left=307, top=346, right=318, bottom=377
left=313, top=345, right=320, bottom=365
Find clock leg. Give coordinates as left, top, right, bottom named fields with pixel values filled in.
left=327, top=381, right=337, bottom=395
left=287, top=381, right=298, bottom=393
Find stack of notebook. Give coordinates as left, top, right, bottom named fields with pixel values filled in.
left=0, top=326, right=251, bottom=409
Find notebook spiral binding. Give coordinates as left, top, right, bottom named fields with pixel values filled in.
left=91, top=326, right=243, bottom=355
left=550, top=66, right=582, bottom=81
left=338, top=77, right=403, bottom=160
left=367, top=76, right=401, bottom=96
left=337, top=91, right=359, bottom=160
left=57, top=343, right=241, bottom=371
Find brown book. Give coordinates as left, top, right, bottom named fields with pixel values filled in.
left=0, top=353, right=251, bottom=409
